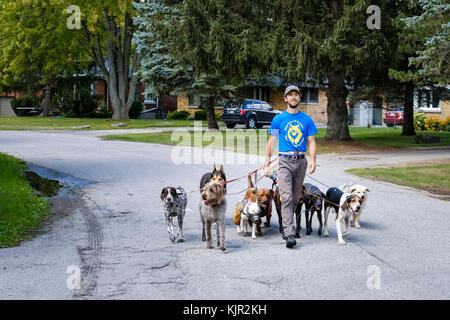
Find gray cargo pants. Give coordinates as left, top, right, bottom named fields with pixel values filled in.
left=277, top=155, right=308, bottom=237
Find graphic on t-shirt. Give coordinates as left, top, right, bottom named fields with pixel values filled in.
left=284, top=120, right=304, bottom=147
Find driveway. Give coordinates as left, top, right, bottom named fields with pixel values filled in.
left=0, top=129, right=449, bottom=299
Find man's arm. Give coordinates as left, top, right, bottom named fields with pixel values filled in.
left=264, top=135, right=277, bottom=176
left=307, top=135, right=316, bottom=174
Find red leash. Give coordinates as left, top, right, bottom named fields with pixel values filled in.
left=189, top=158, right=277, bottom=194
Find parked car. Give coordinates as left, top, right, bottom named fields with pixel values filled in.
left=383, top=107, right=403, bottom=127
left=221, top=98, right=281, bottom=129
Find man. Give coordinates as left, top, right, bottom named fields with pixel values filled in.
left=264, top=85, right=317, bottom=248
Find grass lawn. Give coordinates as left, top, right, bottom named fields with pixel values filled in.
left=0, top=116, right=209, bottom=130
left=347, top=163, right=450, bottom=196
left=0, top=153, right=52, bottom=247
left=101, top=127, right=450, bottom=155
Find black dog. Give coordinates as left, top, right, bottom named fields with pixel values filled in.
left=295, top=183, right=324, bottom=238
left=200, top=164, right=227, bottom=192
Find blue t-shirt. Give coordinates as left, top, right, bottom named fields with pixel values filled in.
left=269, top=110, right=317, bottom=152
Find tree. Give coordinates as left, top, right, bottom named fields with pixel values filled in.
left=135, top=0, right=252, bottom=129
left=403, top=0, right=450, bottom=86
left=73, top=0, right=142, bottom=119
left=0, top=0, right=84, bottom=116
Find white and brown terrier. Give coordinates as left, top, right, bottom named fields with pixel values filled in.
left=339, top=183, right=369, bottom=229
left=160, top=187, right=188, bottom=243
left=233, top=178, right=262, bottom=239
left=324, top=187, right=362, bottom=245
left=199, top=179, right=227, bottom=251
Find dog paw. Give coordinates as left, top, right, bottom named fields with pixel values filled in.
left=294, top=233, right=300, bottom=239
left=178, top=237, right=184, bottom=243
left=343, top=232, right=350, bottom=237
left=324, top=232, right=329, bottom=237
left=207, top=243, right=214, bottom=249
left=338, top=239, right=346, bottom=245
left=201, top=235, right=206, bottom=242
left=355, top=224, right=361, bottom=229
left=264, top=222, right=270, bottom=228
left=220, top=246, right=226, bottom=251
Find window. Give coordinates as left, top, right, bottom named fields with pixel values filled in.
left=308, top=88, right=319, bottom=104
left=415, top=88, right=440, bottom=110
left=299, top=88, right=319, bottom=104
left=189, top=94, right=201, bottom=106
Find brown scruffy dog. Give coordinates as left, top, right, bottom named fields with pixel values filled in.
left=199, top=180, right=227, bottom=251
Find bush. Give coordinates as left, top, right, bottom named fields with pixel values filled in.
left=129, top=100, right=143, bottom=119
left=414, top=112, right=426, bottom=130
left=194, top=109, right=207, bottom=120
left=167, top=110, right=190, bottom=120
left=424, top=116, right=444, bottom=131
left=10, top=96, right=41, bottom=116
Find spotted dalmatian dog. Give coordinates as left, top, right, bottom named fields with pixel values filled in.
left=160, top=187, right=188, bottom=243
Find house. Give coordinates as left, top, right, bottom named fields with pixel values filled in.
left=177, top=81, right=450, bottom=126
left=177, top=80, right=329, bottom=124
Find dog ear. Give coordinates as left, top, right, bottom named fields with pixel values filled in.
left=220, top=164, right=224, bottom=174
left=366, top=188, right=370, bottom=192
left=248, top=175, right=254, bottom=188
left=341, top=195, right=352, bottom=211
left=160, top=188, right=167, bottom=200
left=212, top=164, right=217, bottom=173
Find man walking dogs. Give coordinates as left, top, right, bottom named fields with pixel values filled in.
left=264, top=85, right=317, bottom=248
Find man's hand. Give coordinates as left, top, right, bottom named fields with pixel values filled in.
left=264, top=164, right=271, bottom=177
left=308, top=160, right=316, bottom=174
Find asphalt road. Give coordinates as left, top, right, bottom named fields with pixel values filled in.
left=0, top=129, right=449, bottom=299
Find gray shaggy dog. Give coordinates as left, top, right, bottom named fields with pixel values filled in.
left=199, top=181, right=227, bottom=251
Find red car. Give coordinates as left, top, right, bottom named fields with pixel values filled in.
left=383, top=108, right=403, bottom=127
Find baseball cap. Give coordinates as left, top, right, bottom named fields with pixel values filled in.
left=284, top=85, right=302, bottom=97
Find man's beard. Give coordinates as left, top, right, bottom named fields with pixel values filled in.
left=288, top=102, right=299, bottom=108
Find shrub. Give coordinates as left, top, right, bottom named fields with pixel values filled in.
left=10, top=96, right=41, bottom=116
left=167, top=110, right=190, bottom=120
left=129, top=100, right=144, bottom=119
left=414, top=112, right=426, bottom=130
left=194, top=109, right=207, bottom=120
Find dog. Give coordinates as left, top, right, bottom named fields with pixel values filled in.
left=160, top=187, right=188, bottom=243
left=199, top=180, right=227, bottom=251
left=200, top=164, right=227, bottom=192
left=295, top=183, right=324, bottom=238
left=233, top=177, right=263, bottom=239
left=339, top=183, right=369, bottom=229
left=323, top=187, right=361, bottom=245
left=270, top=172, right=284, bottom=235
left=248, top=176, right=274, bottom=234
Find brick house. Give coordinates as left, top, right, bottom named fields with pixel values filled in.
left=177, top=82, right=450, bottom=125
left=177, top=82, right=329, bottom=124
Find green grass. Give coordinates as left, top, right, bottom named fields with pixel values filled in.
left=0, top=153, right=52, bottom=247
left=0, top=116, right=209, bottom=130
left=101, top=127, right=450, bottom=155
left=347, top=164, right=450, bottom=195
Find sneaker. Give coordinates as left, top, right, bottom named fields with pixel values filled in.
left=286, top=235, right=296, bottom=248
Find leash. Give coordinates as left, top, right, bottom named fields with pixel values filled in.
left=188, top=159, right=277, bottom=194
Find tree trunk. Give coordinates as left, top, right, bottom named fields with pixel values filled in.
left=205, top=96, right=219, bottom=130
left=82, top=8, right=140, bottom=120
left=324, top=71, right=351, bottom=141
left=42, top=84, right=51, bottom=117
left=401, top=81, right=415, bottom=136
